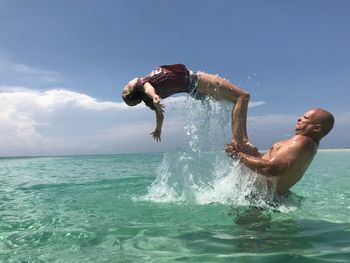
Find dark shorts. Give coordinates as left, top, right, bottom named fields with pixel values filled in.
left=189, top=70, right=206, bottom=100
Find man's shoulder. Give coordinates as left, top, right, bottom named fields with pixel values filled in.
left=290, top=135, right=318, bottom=152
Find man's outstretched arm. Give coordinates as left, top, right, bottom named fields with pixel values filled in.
left=236, top=152, right=290, bottom=177
left=226, top=144, right=296, bottom=177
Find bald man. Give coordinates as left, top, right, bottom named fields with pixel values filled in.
left=225, top=87, right=334, bottom=196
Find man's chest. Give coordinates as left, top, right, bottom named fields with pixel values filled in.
left=263, top=140, right=290, bottom=159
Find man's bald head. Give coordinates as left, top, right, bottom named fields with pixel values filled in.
left=310, top=108, right=335, bottom=138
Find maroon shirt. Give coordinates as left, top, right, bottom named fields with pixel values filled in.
left=137, top=64, right=190, bottom=110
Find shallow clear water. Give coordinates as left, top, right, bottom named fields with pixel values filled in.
left=0, top=150, right=349, bottom=262
left=1, top=98, right=349, bottom=262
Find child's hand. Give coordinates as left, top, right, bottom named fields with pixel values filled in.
left=150, top=130, right=161, bottom=142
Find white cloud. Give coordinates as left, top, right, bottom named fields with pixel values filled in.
left=1, top=85, right=346, bottom=156
left=0, top=87, right=268, bottom=156
left=0, top=87, right=131, bottom=112
left=248, top=114, right=297, bottom=127
left=0, top=87, right=145, bottom=156
left=0, top=58, right=62, bottom=85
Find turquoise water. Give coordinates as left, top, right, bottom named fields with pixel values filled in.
left=1, top=149, right=349, bottom=262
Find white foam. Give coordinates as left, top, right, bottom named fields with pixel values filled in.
left=141, top=96, right=298, bottom=212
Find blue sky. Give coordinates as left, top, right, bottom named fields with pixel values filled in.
left=0, top=0, right=349, bottom=156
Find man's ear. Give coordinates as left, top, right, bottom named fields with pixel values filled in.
left=314, top=124, right=322, bottom=132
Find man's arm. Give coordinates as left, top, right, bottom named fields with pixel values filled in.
left=226, top=143, right=260, bottom=157
left=228, top=140, right=308, bottom=177
left=236, top=152, right=290, bottom=177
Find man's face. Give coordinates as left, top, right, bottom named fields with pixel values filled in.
left=295, top=110, right=319, bottom=135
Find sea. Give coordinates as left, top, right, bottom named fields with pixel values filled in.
left=1, top=99, right=349, bottom=262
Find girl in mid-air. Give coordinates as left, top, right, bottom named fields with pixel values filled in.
left=122, top=64, right=255, bottom=153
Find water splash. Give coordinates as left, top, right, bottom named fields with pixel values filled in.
left=142, top=96, right=298, bottom=212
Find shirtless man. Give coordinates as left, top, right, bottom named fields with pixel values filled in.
left=225, top=87, right=335, bottom=196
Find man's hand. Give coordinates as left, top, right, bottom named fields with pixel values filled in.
left=153, top=95, right=164, bottom=113
left=150, top=129, right=161, bottom=142
left=225, top=143, right=239, bottom=158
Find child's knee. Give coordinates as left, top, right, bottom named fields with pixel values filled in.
left=237, top=92, right=250, bottom=103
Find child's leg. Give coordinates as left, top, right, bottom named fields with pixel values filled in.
left=196, top=71, right=247, bottom=102
left=196, top=72, right=258, bottom=154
